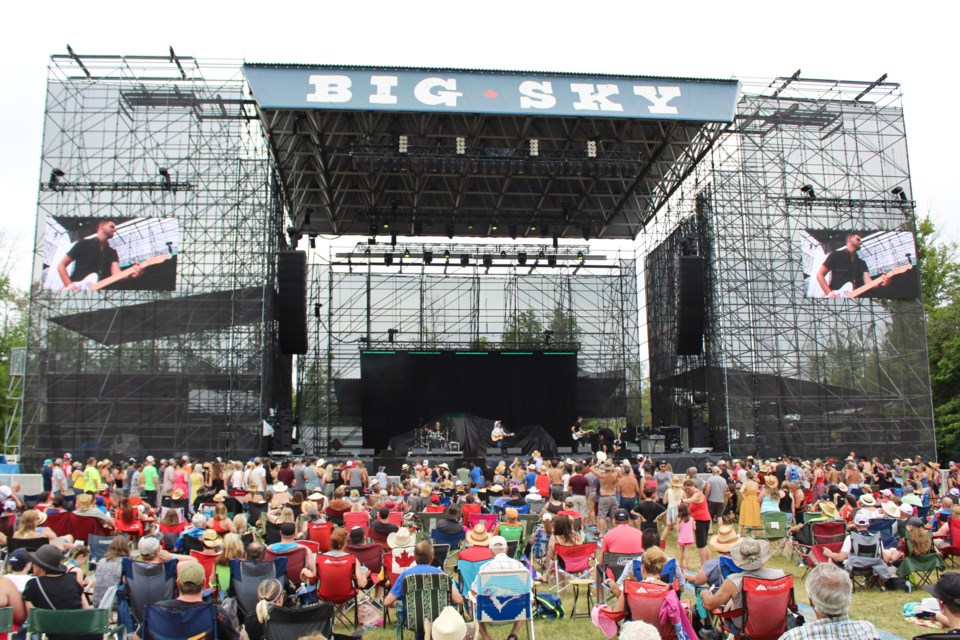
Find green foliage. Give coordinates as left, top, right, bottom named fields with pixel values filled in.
left=0, top=251, right=28, bottom=448
left=916, top=217, right=960, bottom=458
left=500, top=309, right=546, bottom=347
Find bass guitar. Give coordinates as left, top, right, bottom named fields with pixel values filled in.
left=823, top=264, right=913, bottom=299
left=66, top=254, right=173, bottom=291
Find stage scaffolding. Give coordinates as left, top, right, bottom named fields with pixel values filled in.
left=297, top=243, right=640, bottom=454
left=17, top=52, right=283, bottom=464
left=641, top=75, right=936, bottom=459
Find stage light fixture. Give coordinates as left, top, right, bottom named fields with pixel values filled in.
left=800, top=184, right=816, bottom=199
left=308, top=236, right=316, bottom=249
left=391, top=232, right=397, bottom=246
left=553, top=235, right=559, bottom=249
left=383, top=221, right=390, bottom=230
left=529, top=224, right=537, bottom=232
left=467, top=221, right=475, bottom=230
left=548, top=255, right=557, bottom=267
left=460, top=254, right=470, bottom=266
left=423, top=250, right=433, bottom=264
left=500, top=250, right=507, bottom=259
left=491, top=222, right=499, bottom=231
left=446, top=223, right=455, bottom=239
left=403, top=248, right=411, bottom=259
left=456, top=136, right=466, bottom=154
left=399, top=135, right=409, bottom=153
left=48, top=168, right=66, bottom=190
left=384, top=253, right=394, bottom=266
left=443, top=249, right=450, bottom=260
left=387, top=328, right=399, bottom=343
left=577, top=251, right=584, bottom=263
left=483, top=254, right=492, bottom=267
left=587, top=140, right=597, bottom=158
left=517, top=252, right=527, bottom=266
left=891, top=186, right=907, bottom=201
left=529, top=139, right=539, bottom=156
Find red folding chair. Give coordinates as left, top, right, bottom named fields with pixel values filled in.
left=297, top=540, right=320, bottom=554
left=68, top=513, right=111, bottom=543
left=624, top=580, right=676, bottom=640
left=387, top=511, right=404, bottom=528
left=317, top=553, right=360, bottom=627
left=43, top=511, right=71, bottom=537
left=189, top=550, right=220, bottom=590
left=343, top=512, right=370, bottom=538
left=306, top=522, right=334, bottom=552
left=265, top=546, right=308, bottom=584
left=711, top=575, right=796, bottom=640
left=553, top=541, right=597, bottom=616
left=938, top=518, right=960, bottom=568
left=796, top=519, right=846, bottom=577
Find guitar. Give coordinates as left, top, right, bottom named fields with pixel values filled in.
left=491, top=424, right=515, bottom=442
left=66, top=254, right=173, bottom=291
left=823, top=264, right=913, bottom=299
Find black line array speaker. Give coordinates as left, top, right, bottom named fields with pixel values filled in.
left=677, top=255, right=705, bottom=356
left=277, top=251, right=308, bottom=354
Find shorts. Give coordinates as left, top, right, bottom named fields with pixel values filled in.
left=708, top=501, right=725, bottom=519
left=597, top=495, right=619, bottom=521
left=694, top=520, right=711, bottom=548
left=619, top=497, right=638, bottom=519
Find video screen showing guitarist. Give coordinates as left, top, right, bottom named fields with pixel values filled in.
left=816, top=232, right=887, bottom=298
left=58, top=219, right=142, bottom=291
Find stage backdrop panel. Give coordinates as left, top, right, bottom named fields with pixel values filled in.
left=360, top=350, right=576, bottom=452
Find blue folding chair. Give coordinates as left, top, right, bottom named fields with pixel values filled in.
left=143, top=602, right=217, bottom=640
left=229, top=558, right=288, bottom=619
left=475, top=569, right=535, bottom=640
left=118, top=557, right=179, bottom=633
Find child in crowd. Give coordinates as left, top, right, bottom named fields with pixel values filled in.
left=675, top=503, right=694, bottom=570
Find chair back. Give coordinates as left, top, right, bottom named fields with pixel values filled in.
left=384, top=547, right=417, bottom=587
left=850, top=531, right=881, bottom=559
left=230, top=558, right=289, bottom=618
left=388, top=511, right=404, bottom=527
left=298, top=539, right=321, bottom=554
left=811, top=520, right=847, bottom=545
left=0, top=607, right=12, bottom=633
left=498, top=524, right=524, bottom=543
left=143, top=602, right=216, bottom=640
left=740, top=575, right=795, bottom=640
left=189, top=549, right=220, bottom=587
left=181, top=533, right=207, bottom=555
left=368, top=527, right=390, bottom=548
left=265, top=546, right=308, bottom=584
left=460, top=503, right=482, bottom=520
left=457, top=557, right=492, bottom=593
left=307, top=522, right=334, bottom=552
left=263, top=602, right=334, bottom=640
left=264, top=520, right=283, bottom=545
left=430, top=528, right=466, bottom=549
left=115, top=518, right=144, bottom=537
left=624, top=580, right=674, bottom=640
left=43, top=511, right=71, bottom=537
left=157, top=506, right=184, bottom=523
left=88, top=534, right=119, bottom=563
left=27, top=609, right=111, bottom=636
left=316, top=553, right=358, bottom=604
left=425, top=505, right=445, bottom=513
left=342, top=511, right=370, bottom=536
left=718, top=555, right=744, bottom=581
left=761, top=511, right=789, bottom=541
left=466, top=512, right=498, bottom=531
left=68, top=513, right=110, bottom=543
left=400, top=572, right=452, bottom=634
left=600, top=551, right=636, bottom=581
left=7, top=537, right=46, bottom=557
left=867, top=517, right=898, bottom=549
left=121, top=558, right=179, bottom=623
left=515, top=514, right=540, bottom=540
left=475, top=569, right=533, bottom=623
left=514, top=503, right=531, bottom=515
left=247, top=501, right=268, bottom=524
left=556, top=541, right=597, bottom=574
left=345, top=543, right=384, bottom=575
left=431, top=543, right=450, bottom=568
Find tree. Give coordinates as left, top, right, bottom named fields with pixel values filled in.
left=500, top=309, right=545, bottom=348
left=546, top=305, right=580, bottom=347
left=916, top=216, right=960, bottom=457
left=0, top=234, right=28, bottom=447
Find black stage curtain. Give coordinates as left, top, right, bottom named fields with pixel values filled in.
left=386, top=414, right=556, bottom=457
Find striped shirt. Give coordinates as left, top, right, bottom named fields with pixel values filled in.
left=779, top=614, right=881, bottom=640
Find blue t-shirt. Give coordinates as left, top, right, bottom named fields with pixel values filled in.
left=269, top=542, right=299, bottom=553
left=524, top=472, right=538, bottom=488
left=388, top=564, right=445, bottom=599
left=470, top=467, right=483, bottom=486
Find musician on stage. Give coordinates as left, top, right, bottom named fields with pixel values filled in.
left=427, top=420, right=445, bottom=451
left=571, top=417, right=585, bottom=445
left=491, top=420, right=511, bottom=450
left=58, top=219, right=143, bottom=290
left=816, top=231, right=888, bottom=298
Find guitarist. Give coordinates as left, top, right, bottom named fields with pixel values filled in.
left=58, top=219, right=142, bottom=290
left=491, top=420, right=513, bottom=450
left=816, top=231, right=888, bottom=298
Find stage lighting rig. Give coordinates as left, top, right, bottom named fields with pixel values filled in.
left=891, top=186, right=907, bottom=201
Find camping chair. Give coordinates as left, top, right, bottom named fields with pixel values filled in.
left=142, top=602, right=216, bottom=640
left=180, top=533, right=207, bottom=555
left=88, top=534, right=119, bottom=564
left=397, top=572, right=452, bottom=640
left=263, top=602, right=335, bottom=640
left=297, top=540, right=321, bottom=554
left=711, top=575, right=796, bottom=640
left=158, top=521, right=186, bottom=551
left=27, top=608, right=123, bottom=640
left=266, top=545, right=309, bottom=586
left=247, top=501, right=269, bottom=527
left=430, top=528, right=465, bottom=567
left=0, top=607, right=12, bottom=636
left=623, top=580, right=678, bottom=639
left=553, top=541, right=597, bottom=616
left=189, top=549, right=220, bottom=590
left=530, top=527, right=550, bottom=568
left=114, top=517, right=144, bottom=541
left=474, top=569, right=535, bottom=640
left=387, top=511, right=404, bottom=527
left=498, top=523, right=524, bottom=556
left=230, top=558, right=289, bottom=619
left=346, top=543, right=384, bottom=577
left=846, top=531, right=887, bottom=591
left=264, top=519, right=283, bottom=546
left=597, top=551, right=637, bottom=603
left=897, top=552, right=944, bottom=587
left=867, top=517, right=899, bottom=550
left=760, top=511, right=790, bottom=556
left=516, top=514, right=540, bottom=541
left=118, top=558, right=179, bottom=632
left=68, top=513, right=111, bottom=543
left=466, top=512, right=498, bottom=532
left=456, top=556, right=492, bottom=619
left=460, top=503, right=482, bottom=521
left=306, top=522, right=334, bottom=552
left=316, top=552, right=360, bottom=628
left=157, top=507, right=184, bottom=523
left=42, top=511, right=71, bottom=537
left=343, top=511, right=370, bottom=538
left=795, top=519, right=846, bottom=577
left=417, top=512, right=445, bottom=539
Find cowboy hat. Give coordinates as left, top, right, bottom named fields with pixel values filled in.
left=171, top=488, right=186, bottom=500
left=466, top=523, right=491, bottom=547
left=272, top=482, right=288, bottom=493
left=387, top=527, right=416, bottom=549
left=307, top=492, right=324, bottom=501
left=859, top=493, right=877, bottom=507
left=431, top=606, right=467, bottom=640
left=27, top=544, right=67, bottom=574
left=708, top=525, right=740, bottom=553
left=881, top=501, right=900, bottom=518
left=729, top=538, right=772, bottom=571
left=36, top=510, right=48, bottom=525
left=764, top=475, right=779, bottom=489
left=819, top=501, right=839, bottom=519
left=837, top=482, right=848, bottom=493
left=670, top=475, right=684, bottom=487
left=596, top=451, right=607, bottom=463
left=75, top=493, right=94, bottom=510
left=202, top=529, right=223, bottom=548
left=213, top=490, right=228, bottom=503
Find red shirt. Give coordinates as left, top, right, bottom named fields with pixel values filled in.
left=568, top=475, right=589, bottom=496
left=600, top=523, right=645, bottom=556
left=459, top=546, right=494, bottom=562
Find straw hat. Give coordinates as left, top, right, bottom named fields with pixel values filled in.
left=36, top=510, right=48, bottom=526
left=466, top=523, right=491, bottom=547
left=273, top=482, right=288, bottom=493
left=76, top=494, right=94, bottom=510
left=730, top=538, right=772, bottom=571
left=881, top=501, right=900, bottom=518
left=387, top=527, right=416, bottom=549
left=431, top=607, right=467, bottom=640
left=859, top=494, right=876, bottom=507
left=504, top=507, right=519, bottom=522
left=212, top=490, right=228, bottom=503
left=764, top=475, right=779, bottom=490
left=171, top=488, right=185, bottom=500
left=708, top=525, right=740, bottom=553
left=307, top=492, right=324, bottom=501
left=819, top=501, right=839, bottom=519
left=837, top=483, right=848, bottom=493
left=670, top=475, right=684, bottom=488
left=202, top=529, right=223, bottom=548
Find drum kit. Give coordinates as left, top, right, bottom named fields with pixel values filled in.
left=416, top=424, right=459, bottom=452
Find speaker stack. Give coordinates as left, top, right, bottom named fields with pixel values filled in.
left=277, top=251, right=308, bottom=355
left=677, top=256, right=705, bottom=356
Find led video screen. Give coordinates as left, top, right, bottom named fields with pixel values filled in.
left=799, top=229, right=919, bottom=299
left=42, top=216, right=180, bottom=292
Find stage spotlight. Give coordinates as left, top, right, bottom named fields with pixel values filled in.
left=467, top=221, right=475, bottom=231
left=398, top=135, right=409, bottom=153
left=446, top=223, right=454, bottom=239
left=800, top=184, right=816, bottom=199
left=48, top=168, right=66, bottom=190
left=423, top=250, right=433, bottom=264
left=483, top=254, right=492, bottom=268
left=456, top=136, right=466, bottom=154
left=403, top=248, right=411, bottom=259
left=529, top=139, right=539, bottom=156
left=577, top=251, right=584, bottom=263
left=547, top=255, right=557, bottom=267
left=308, top=235, right=316, bottom=249
left=586, top=140, right=597, bottom=158
left=491, top=222, right=499, bottom=231
left=387, top=328, right=399, bottom=343
left=443, top=249, right=450, bottom=260
left=517, top=252, right=527, bottom=266
left=382, top=221, right=390, bottom=230
left=384, top=253, right=394, bottom=266
left=500, top=250, right=507, bottom=259
left=460, top=254, right=470, bottom=266
left=891, top=186, right=907, bottom=201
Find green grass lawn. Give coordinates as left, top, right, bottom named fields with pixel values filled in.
left=342, top=536, right=939, bottom=640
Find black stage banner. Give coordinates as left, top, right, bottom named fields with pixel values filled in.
left=386, top=413, right=556, bottom=458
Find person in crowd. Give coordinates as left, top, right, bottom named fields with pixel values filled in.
left=372, top=506, right=401, bottom=536
left=823, top=512, right=900, bottom=579
left=153, top=562, right=241, bottom=639
left=206, top=501, right=236, bottom=535
left=14, top=509, right=57, bottom=543
left=243, top=578, right=284, bottom=640
left=700, top=537, right=785, bottom=629
left=780, top=562, right=881, bottom=640
left=270, top=521, right=317, bottom=582
left=600, top=509, right=645, bottom=558
left=470, top=536, right=526, bottom=640
left=633, top=487, right=666, bottom=534
left=315, top=528, right=367, bottom=588
left=23, top=545, right=90, bottom=636
left=212, top=532, right=245, bottom=594
left=921, top=573, right=960, bottom=633
left=611, top=546, right=696, bottom=639
left=738, top=470, right=762, bottom=535
left=92, top=536, right=130, bottom=607
left=6, top=548, right=33, bottom=592
left=545, top=514, right=582, bottom=576
left=383, top=540, right=463, bottom=608
left=72, top=493, right=114, bottom=529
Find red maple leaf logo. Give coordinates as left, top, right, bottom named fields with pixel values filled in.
left=483, top=89, right=499, bottom=99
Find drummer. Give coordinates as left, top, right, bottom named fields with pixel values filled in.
left=429, top=420, right=445, bottom=450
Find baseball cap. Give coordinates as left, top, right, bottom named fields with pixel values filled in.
left=925, top=573, right=960, bottom=608
left=138, top=536, right=161, bottom=557
left=853, top=512, right=871, bottom=526
left=614, top=508, right=630, bottom=522
left=146, top=455, right=155, bottom=462
left=8, top=548, right=30, bottom=571
left=489, top=536, right=508, bottom=550
left=178, top=562, right=206, bottom=587
left=906, top=516, right=925, bottom=528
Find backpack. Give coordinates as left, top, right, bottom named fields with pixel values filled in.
left=535, top=593, right=564, bottom=619
left=788, top=465, right=801, bottom=482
